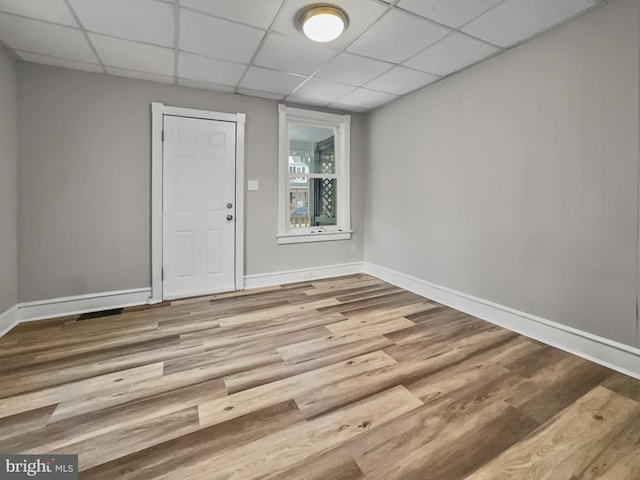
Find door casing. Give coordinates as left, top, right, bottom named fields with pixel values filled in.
left=150, top=103, right=245, bottom=303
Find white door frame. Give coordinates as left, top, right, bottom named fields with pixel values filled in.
left=150, top=102, right=245, bottom=303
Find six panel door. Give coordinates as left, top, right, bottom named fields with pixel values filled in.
left=162, top=115, right=236, bottom=299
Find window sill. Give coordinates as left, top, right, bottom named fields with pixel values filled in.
left=277, top=231, right=352, bottom=245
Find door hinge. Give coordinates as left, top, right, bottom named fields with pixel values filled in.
left=161, top=129, right=164, bottom=142
left=161, top=268, right=164, bottom=281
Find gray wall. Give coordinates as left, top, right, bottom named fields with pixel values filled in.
left=17, top=65, right=365, bottom=302
left=0, top=48, right=18, bottom=314
left=364, top=0, right=640, bottom=347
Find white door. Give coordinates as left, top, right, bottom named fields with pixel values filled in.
left=162, top=115, right=236, bottom=299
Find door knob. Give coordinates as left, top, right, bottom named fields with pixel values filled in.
left=226, top=214, right=233, bottom=221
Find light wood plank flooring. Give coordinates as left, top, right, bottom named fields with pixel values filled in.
left=1, top=274, right=640, bottom=479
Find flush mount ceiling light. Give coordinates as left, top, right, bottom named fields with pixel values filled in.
left=299, top=5, right=348, bottom=43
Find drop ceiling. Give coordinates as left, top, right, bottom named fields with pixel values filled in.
left=0, top=0, right=604, bottom=112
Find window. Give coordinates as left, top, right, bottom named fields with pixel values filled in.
left=278, top=105, right=351, bottom=244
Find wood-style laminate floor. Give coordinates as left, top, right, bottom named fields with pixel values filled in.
left=1, top=274, right=640, bottom=479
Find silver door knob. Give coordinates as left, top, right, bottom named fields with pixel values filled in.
left=226, top=214, right=233, bottom=221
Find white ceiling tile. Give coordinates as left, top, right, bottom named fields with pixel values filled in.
left=68, top=0, right=174, bottom=47
left=404, top=33, right=500, bottom=76
left=16, top=50, right=103, bottom=73
left=365, top=66, right=438, bottom=95
left=236, top=88, right=285, bottom=101
left=178, top=51, right=246, bottom=86
left=327, top=102, right=367, bottom=113
left=347, top=9, right=449, bottom=63
left=89, top=33, right=174, bottom=76
left=0, top=14, right=97, bottom=63
left=285, top=96, right=330, bottom=107
left=239, top=66, right=305, bottom=95
left=179, top=9, right=264, bottom=63
left=335, top=87, right=398, bottom=109
left=292, top=79, right=356, bottom=103
left=105, top=66, right=174, bottom=84
left=462, top=0, right=599, bottom=47
left=0, top=0, right=76, bottom=26
left=397, top=0, right=504, bottom=28
left=181, top=0, right=284, bottom=29
left=177, top=78, right=236, bottom=93
left=270, top=0, right=387, bottom=50
left=315, top=52, right=392, bottom=86
left=254, top=32, right=337, bottom=76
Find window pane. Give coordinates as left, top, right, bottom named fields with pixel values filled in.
left=289, top=123, right=335, bottom=175
left=289, top=167, right=309, bottom=189
left=288, top=178, right=337, bottom=228
left=289, top=183, right=310, bottom=228
left=289, top=197, right=310, bottom=228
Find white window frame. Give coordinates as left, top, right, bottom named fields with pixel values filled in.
left=277, top=104, right=351, bottom=245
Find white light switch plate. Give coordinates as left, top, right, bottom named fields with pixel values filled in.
left=248, top=180, right=259, bottom=191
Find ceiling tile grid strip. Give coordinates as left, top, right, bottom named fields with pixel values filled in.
left=0, top=0, right=606, bottom=111
left=173, top=0, right=180, bottom=83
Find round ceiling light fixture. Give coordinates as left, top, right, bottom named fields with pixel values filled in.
left=299, top=5, right=348, bottom=43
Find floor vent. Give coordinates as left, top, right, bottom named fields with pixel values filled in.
left=78, top=308, right=124, bottom=321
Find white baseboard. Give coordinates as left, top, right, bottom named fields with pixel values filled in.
left=18, top=288, right=152, bottom=323
left=6, top=263, right=640, bottom=381
left=0, top=305, right=19, bottom=337
left=244, top=262, right=365, bottom=289
left=364, top=262, right=640, bottom=381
